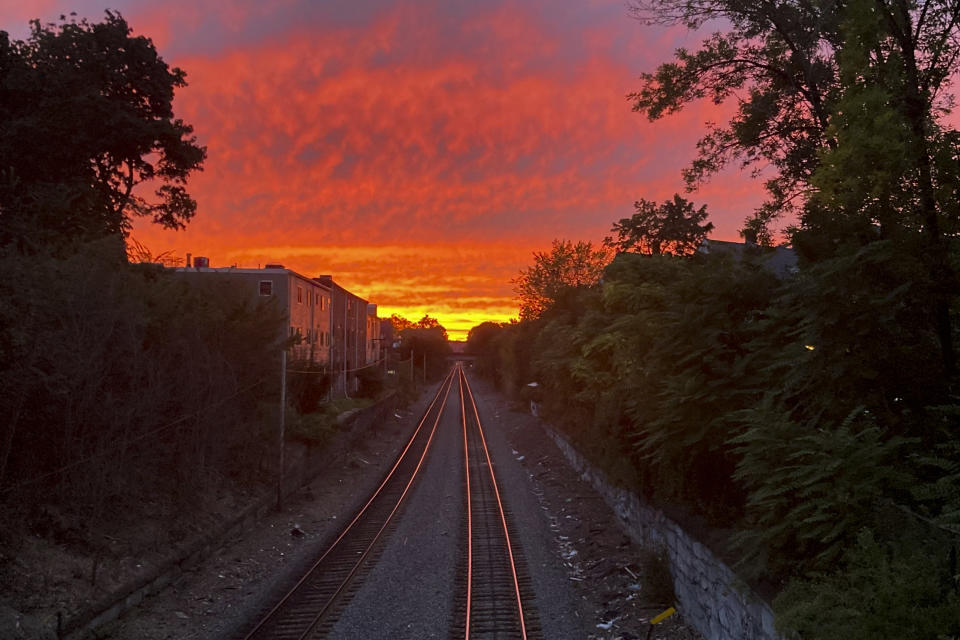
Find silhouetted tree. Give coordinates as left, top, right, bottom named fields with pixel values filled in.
left=466, top=321, right=506, bottom=379
left=513, top=239, right=610, bottom=320
left=390, top=313, right=448, bottom=340
left=413, top=315, right=448, bottom=340
left=605, top=194, right=713, bottom=256
left=398, top=325, right=451, bottom=381
left=629, top=0, right=960, bottom=371
left=627, top=0, right=841, bottom=228
left=388, top=314, right=413, bottom=333
left=0, top=12, right=206, bottom=248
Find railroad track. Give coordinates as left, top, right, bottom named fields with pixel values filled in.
left=239, top=364, right=539, bottom=639
left=454, top=364, right=540, bottom=640
left=238, top=367, right=457, bottom=640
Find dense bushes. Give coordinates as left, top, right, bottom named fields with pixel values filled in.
left=0, top=240, right=286, bottom=527
left=288, top=361, right=331, bottom=414
left=469, top=244, right=960, bottom=637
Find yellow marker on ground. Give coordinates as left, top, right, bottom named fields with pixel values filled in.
left=651, top=607, right=676, bottom=624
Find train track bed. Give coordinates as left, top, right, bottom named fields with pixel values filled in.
left=469, top=378, right=702, bottom=640
left=96, top=373, right=702, bottom=640
left=328, top=366, right=588, bottom=639
left=238, top=371, right=457, bottom=639
left=93, top=386, right=445, bottom=640
left=452, top=367, right=541, bottom=639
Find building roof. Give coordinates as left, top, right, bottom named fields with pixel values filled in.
left=171, top=261, right=377, bottom=306
left=315, top=275, right=368, bottom=305
left=699, top=239, right=798, bottom=277
left=172, top=265, right=332, bottom=288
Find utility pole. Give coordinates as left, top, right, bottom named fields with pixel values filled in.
left=277, top=350, right=286, bottom=510
left=343, top=295, right=348, bottom=398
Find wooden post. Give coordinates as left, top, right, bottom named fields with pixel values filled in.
left=277, top=350, right=286, bottom=510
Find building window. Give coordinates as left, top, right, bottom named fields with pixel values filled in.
left=259, top=280, right=273, bottom=296
left=297, top=286, right=303, bottom=304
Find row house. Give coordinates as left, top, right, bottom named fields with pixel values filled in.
left=314, top=276, right=374, bottom=394
left=366, top=303, right=381, bottom=365
left=174, top=260, right=379, bottom=392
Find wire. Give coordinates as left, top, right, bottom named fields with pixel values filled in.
left=286, top=356, right=388, bottom=375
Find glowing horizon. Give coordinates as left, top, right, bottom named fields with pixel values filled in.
left=155, top=242, right=531, bottom=340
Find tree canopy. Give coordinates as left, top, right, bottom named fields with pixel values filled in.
left=389, top=314, right=415, bottom=333
left=396, top=322, right=451, bottom=381
left=628, top=0, right=960, bottom=243
left=390, top=313, right=448, bottom=341
left=628, top=0, right=841, bottom=231
left=605, top=194, right=713, bottom=256
left=0, top=12, right=206, bottom=248
left=513, top=239, right=611, bottom=321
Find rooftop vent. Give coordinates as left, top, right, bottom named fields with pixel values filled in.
left=264, top=263, right=285, bottom=269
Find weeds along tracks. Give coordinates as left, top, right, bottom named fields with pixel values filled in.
left=240, top=368, right=457, bottom=640
left=455, top=365, right=540, bottom=640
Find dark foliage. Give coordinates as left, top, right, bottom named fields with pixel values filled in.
left=0, top=12, right=206, bottom=248
left=356, top=365, right=385, bottom=398
left=470, top=240, right=960, bottom=633
left=0, top=242, right=286, bottom=524
left=605, top=194, right=714, bottom=256
left=512, top=239, right=610, bottom=321
left=397, top=325, right=452, bottom=382
left=288, top=361, right=330, bottom=414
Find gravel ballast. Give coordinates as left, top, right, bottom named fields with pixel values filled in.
left=69, top=374, right=701, bottom=639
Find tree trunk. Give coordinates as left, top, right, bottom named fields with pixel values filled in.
left=881, top=0, right=957, bottom=374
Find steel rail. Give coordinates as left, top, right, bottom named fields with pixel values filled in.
left=459, top=369, right=474, bottom=639
left=459, top=364, right=530, bottom=639
left=242, top=367, right=458, bottom=640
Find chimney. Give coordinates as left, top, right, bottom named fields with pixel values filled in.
left=186, top=252, right=192, bottom=268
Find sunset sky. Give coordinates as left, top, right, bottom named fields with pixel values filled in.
left=4, top=1, right=770, bottom=339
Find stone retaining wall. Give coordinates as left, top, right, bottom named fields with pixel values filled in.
left=544, top=427, right=783, bottom=640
